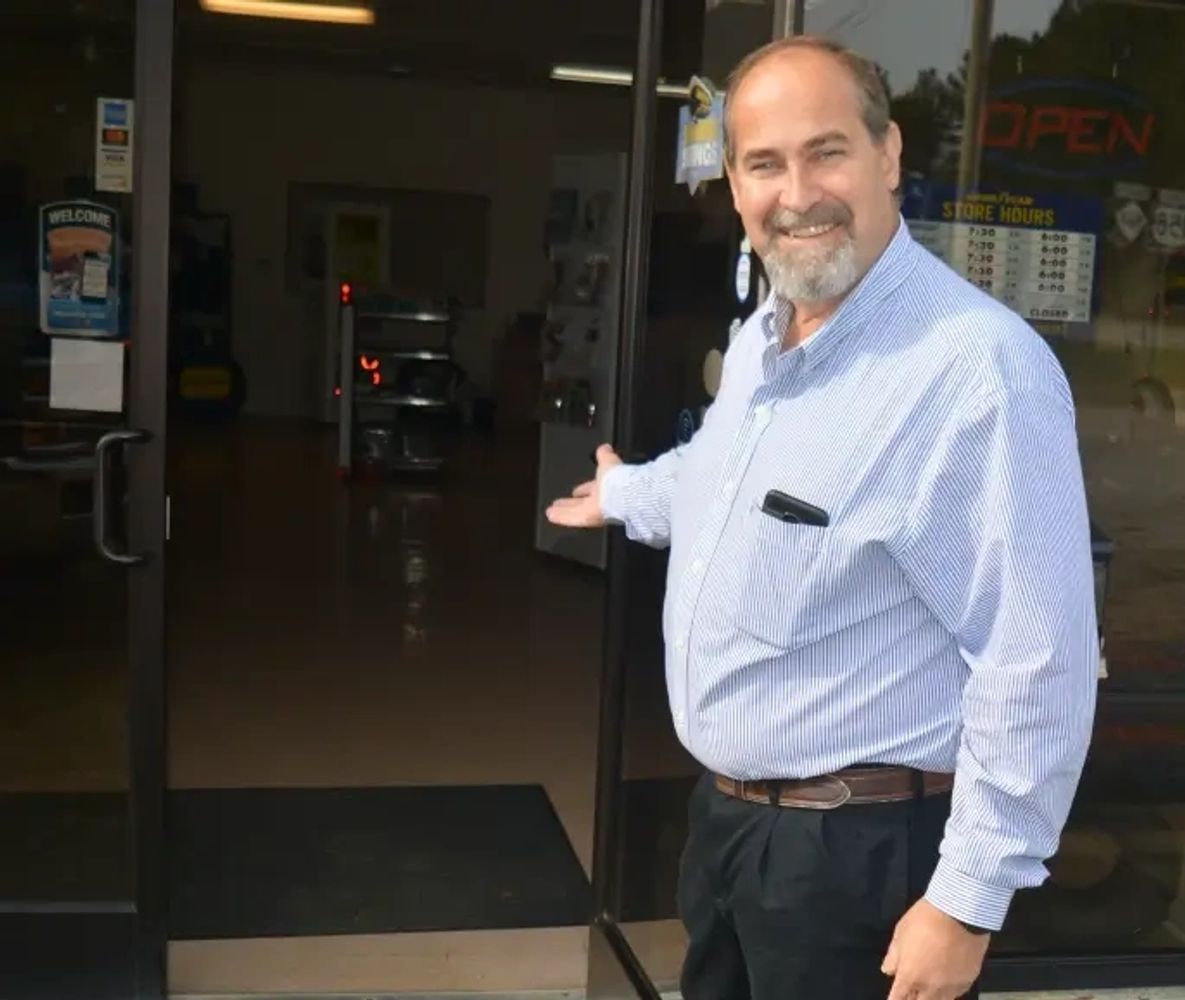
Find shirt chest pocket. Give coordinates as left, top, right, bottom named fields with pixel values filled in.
left=732, top=507, right=829, bottom=650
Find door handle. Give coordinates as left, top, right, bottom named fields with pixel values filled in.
left=94, top=428, right=150, bottom=566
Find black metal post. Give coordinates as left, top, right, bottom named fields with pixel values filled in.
left=956, top=0, right=994, bottom=199
left=130, top=0, right=173, bottom=995
left=773, top=0, right=805, bottom=37
left=590, top=0, right=664, bottom=919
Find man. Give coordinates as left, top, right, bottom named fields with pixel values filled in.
left=547, top=35, right=1097, bottom=1000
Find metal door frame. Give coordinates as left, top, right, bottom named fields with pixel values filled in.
left=128, top=0, right=174, bottom=995
left=586, top=0, right=661, bottom=976
left=586, top=0, right=761, bottom=995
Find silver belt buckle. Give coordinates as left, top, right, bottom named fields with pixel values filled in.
left=801, top=774, right=852, bottom=810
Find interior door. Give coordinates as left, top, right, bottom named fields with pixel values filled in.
left=0, top=2, right=172, bottom=998
left=320, top=202, right=391, bottom=421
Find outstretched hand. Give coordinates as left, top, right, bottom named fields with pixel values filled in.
left=545, top=444, right=622, bottom=528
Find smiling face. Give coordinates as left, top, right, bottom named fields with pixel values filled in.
left=726, top=47, right=902, bottom=305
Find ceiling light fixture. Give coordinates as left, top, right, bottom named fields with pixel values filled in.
left=199, top=0, right=376, bottom=25
left=551, top=65, right=690, bottom=99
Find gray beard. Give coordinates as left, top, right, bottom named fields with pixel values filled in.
left=760, top=233, right=859, bottom=303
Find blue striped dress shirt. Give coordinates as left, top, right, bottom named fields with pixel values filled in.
left=600, top=218, right=1098, bottom=931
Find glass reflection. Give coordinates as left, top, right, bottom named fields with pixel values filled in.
left=813, top=0, right=1185, bottom=958
left=608, top=1, right=1185, bottom=990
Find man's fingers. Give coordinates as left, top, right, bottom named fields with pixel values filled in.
left=546, top=499, right=593, bottom=526
left=595, top=443, right=621, bottom=467
left=881, top=938, right=899, bottom=975
left=542, top=504, right=580, bottom=528
left=571, top=480, right=595, bottom=499
left=888, top=974, right=962, bottom=1000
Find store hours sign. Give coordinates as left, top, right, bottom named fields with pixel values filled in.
left=902, top=181, right=1103, bottom=324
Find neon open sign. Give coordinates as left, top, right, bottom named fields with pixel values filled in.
left=980, top=79, right=1154, bottom=179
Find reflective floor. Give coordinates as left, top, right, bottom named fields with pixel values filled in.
left=167, top=420, right=603, bottom=856
left=165, top=420, right=606, bottom=993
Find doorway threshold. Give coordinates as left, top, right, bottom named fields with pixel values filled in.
left=174, top=990, right=1185, bottom=1000
left=176, top=994, right=581, bottom=1000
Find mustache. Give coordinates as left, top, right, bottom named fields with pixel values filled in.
left=765, top=202, right=853, bottom=235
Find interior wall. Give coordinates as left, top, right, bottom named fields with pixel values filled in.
left=175, top=62, right=631, bottom=419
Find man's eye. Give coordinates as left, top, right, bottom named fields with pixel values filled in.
left=816, top=148, right=843, bottom=160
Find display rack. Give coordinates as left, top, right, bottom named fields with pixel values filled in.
left=533, top=153, right=628, bottom=570
left=336, top=287, right=457, bottom=477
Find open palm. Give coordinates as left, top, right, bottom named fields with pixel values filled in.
left=545, top=444, right=622, bottom=528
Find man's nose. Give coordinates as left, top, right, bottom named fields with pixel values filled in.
left=775, top=166, right=820, bottom=216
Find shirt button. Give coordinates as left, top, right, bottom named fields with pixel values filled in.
left=675, top=636, right=687, bottom=651
left=755, top=404, right=772, bottom=426
left=722, top=481, right=735, bottom=498
left=691, top=558, right=704, bottom=574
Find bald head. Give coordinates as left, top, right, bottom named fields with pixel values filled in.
left=724, top=36, right=892, bottom=164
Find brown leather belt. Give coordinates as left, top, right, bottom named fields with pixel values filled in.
left=715, top=767, right=954, bottom=810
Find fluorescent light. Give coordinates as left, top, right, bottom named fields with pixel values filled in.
left=551, top=65, right=690, bottom=99
left=199, top=0, right=375, bottom=25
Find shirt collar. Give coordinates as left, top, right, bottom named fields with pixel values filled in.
left=759, top=215, right=918, bottom=372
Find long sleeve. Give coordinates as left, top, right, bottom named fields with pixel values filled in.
left=599, top=446, right=683, bottom=549
left=892, top=383, right=1098, bottom=931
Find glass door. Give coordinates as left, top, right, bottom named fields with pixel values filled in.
left=0, top=1, right=172, bottom=998
left=587, top=0, right=784, bottom=996
left=592, top=0, right=1185, bottom=993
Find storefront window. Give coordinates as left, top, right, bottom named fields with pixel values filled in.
left=811, top=0, right=1185, bottom=958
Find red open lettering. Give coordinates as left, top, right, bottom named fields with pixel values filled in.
left=1067, top=109, right=1107, bottom=153
left=982, top=102, right=1025, bottom=148
left=981, top=100, right=1153, bottom=158
left=1109, top=112, right=1154, bottom=155
left=1026, top=105, right=1070, bottom=149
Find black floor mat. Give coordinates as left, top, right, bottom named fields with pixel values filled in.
left=0, top=785, right=591, bottom=939
left=0, top=792, right=130, bottom=901
left=0, top=914, right=135, bottom=1000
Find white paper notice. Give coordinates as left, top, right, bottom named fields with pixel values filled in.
left=50, top=337, right=125, bottom=413
left=81, top=257, right=110, bottom=299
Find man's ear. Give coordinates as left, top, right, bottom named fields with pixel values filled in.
left=881, top=121, right=903, bottom=193
left=726, top=159, right=742, bottom=213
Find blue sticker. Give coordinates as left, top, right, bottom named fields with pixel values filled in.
left=102, top=100, right=130, bottom=127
